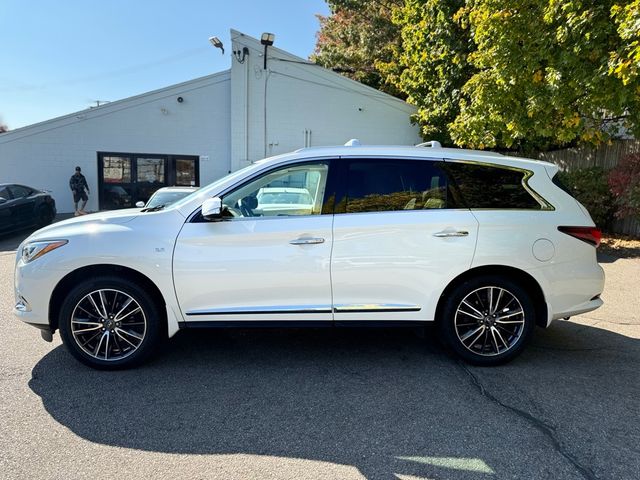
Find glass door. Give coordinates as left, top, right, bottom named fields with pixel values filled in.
left=100, top=155, right=134, bottom=210
left=135, top=157, right=167, bottom=205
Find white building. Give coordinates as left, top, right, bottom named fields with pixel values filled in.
left=0, top=30, right=421, bottom=213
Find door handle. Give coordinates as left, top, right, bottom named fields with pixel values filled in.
left=289, top=237, right=325, bottom=245
left=433, top=230, right=469, bottom=238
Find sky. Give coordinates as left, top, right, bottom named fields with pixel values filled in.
left=0, top=0, right=330, bottom=129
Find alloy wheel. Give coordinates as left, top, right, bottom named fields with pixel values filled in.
left=70, top=289, right=147, bottom=361
left=454, top=286, right=525, bottom=357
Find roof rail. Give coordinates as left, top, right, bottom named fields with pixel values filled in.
left=344, top=139, right=362, bottom=146
left=416, top=140, right=442, bottom=148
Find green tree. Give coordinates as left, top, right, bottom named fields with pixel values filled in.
left=312, top=0, right=404, bottom=96
left=447, top=0, right=640, bottom=151
left=610, top=0, right=640, bottom=86
left=388, top=0, right=471, bottom=145
left=318, top=0, right=640, bottom=152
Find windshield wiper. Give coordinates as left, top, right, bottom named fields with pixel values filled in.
left=141, top=204, right=166, bottom=212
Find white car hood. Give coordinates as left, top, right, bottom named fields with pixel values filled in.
left=27, top=209, right=140, bottom=241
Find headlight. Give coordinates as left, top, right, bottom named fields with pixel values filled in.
left=21, top=240, right=68, bottom=264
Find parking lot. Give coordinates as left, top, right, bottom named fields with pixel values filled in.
left=1, top=224, right=639, bottom=480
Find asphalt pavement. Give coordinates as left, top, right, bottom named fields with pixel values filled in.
left=0, top=225, right=639, bottom=480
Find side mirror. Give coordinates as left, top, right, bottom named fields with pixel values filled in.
left=202, top=197, right=223, bottom=221
left=135, top=201, right=145, bottom=208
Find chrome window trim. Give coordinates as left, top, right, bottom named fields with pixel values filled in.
left=331, top=209, right=470, bottom=218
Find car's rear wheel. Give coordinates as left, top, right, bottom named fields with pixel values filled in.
left=58, top=277, right=162, bottom=369
left=439, top=275, right=536, bottom=366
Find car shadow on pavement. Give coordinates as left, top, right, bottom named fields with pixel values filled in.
left=29, top=323, right=640, bottom=479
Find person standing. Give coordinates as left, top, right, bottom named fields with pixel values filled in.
left=69, top=166, right=90, bottom=215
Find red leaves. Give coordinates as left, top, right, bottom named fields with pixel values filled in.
left=609, top=153, right=640, bottom=218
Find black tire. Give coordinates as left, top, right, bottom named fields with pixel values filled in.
left=37, top=205, right=54, bottom=227
left=438, top=275, right=536, bottom=366
left=58, top=276, right=163, bottom=370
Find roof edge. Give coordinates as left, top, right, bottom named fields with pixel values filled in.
left=0, top=70, right=231, bottom=141
left=230, top=29, right=413, bottom=111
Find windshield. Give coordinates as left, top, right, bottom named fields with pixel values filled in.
left=147, top=191, right=195, bottom=208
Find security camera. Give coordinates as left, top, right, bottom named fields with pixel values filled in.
left=177, top=96, right=184, bottom=103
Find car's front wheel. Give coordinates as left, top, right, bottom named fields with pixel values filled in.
left=439, top=275, right=536, bottom=366
left=37, top=205, right=54, bottom=226
left=58, top=277, right=162, bottom=369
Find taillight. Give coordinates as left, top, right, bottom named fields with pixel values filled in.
left=558, top=226, right=601, bottom=247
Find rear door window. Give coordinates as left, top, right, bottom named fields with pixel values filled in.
left=341, top=158, right=458, bottom=213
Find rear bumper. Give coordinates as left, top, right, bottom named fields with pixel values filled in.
left=551, top=297, right=604, bottom=321
left=534, top=262, right=605, bottom=327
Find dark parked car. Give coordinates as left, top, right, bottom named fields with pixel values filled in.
left=0, top=184, right=56, bottom=235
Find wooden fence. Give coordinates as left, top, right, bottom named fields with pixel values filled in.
left=533, top=139, right=640, bottom=171
left=530, top=139, right=640, bottom=237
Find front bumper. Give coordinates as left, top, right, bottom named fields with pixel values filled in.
left=14, top=252, right=63, bottom=334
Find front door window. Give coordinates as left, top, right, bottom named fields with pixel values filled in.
left=222, top=162, right=329, bottom=218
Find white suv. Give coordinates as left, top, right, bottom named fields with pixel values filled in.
left=14, top=142, right=605, bottom=369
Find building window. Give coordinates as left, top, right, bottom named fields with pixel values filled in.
left=97, top=152, right=199, bottom=210
left=176, top=158, right=197, bottom=186
left=103, top=156, right=132, bottom=183
left=137, top=158, right=166, bottom=184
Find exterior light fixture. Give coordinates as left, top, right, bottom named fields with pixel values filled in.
left=260, top=32, right=275, bottom=46
left=208, top=36, right=224, bottom=54
left=260, top=32, right=275, bottom=69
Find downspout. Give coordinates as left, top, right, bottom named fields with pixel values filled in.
left=245, top=52, right=249, bottom=163
left=263, top=69, right=270, bottom=158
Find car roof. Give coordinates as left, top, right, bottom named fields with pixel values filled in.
left=0, top=183, right=37, bottom=189
left=284, top=144, right=555, bottom=170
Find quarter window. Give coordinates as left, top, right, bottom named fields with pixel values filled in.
left=443, top=162, right=541, bottom=209
left=344, top=159, right=452, bottom=213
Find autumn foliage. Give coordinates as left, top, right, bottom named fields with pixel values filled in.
left=609, top=153, right=640, bottom=218
left=315, top=0, right=640, bottom=153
